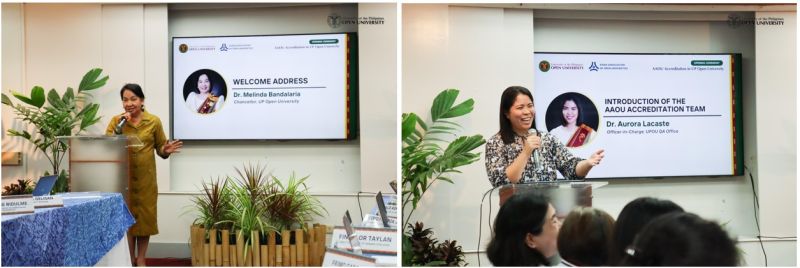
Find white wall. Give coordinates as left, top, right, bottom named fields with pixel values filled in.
left=2, top=2, right=398, bottom=256
left=1, top=3, right=27, bottom=181
left=754, top=11, right=796, bottom=237
left=402, top=5, right=537, bottom=265
left=402, top=4, right=795, bottom=266
left=1, top=3, right=168, bottom=185
left=357, top=3, right=398, bottom=193
left=3, top=3, right=124, bottom=182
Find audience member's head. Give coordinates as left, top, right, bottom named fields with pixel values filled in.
left=620, top=212, right=740, bottom=266
left=557, top=207, right=615, bottom=266
left=487, top=193, right=561, bottom=266
left=611, top=197, right=684, bottom=264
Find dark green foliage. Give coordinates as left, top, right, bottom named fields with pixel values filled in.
left=2, top=68, right=108, bottom=193
left=2, top=179, right=34, bottom=196
left=402, top=89, right=486, bottom=224
left=266, top=172, right=327, bottom=231
left=229, top=163, right=274, bottom=249
left=401, top=89, right=481, bottom=267
left=188, top=162, right=328, bottom=260
left=402, top=222, right=467, bottom=266
left=191, top=177, right=234, bottom=230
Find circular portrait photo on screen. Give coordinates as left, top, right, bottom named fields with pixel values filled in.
left=183, top=69, right=227, bottom=114
left=545, top=92, right=599, bottom=148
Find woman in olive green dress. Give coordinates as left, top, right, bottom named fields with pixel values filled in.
left=106, top=84, right=182, bottom=266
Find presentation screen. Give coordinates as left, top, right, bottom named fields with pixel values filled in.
left=172, top=33, right=357, bottom=140
left=534, top=53, right=743, bottom=179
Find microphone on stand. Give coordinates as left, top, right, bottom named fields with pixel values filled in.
left=114, top=115, right=128, bottom=135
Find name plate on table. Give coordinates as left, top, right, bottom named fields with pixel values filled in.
left=33, top=195, right=64, bottom=208
left=2, top=196, right=34, bottom=215
left=322, top=247, right=377, bottom=267
left=377, top=193, right=397, bottom=217
left=363, top=214, right=397, bottom=228
left=370, top=194, right=397, bottom=218
left=331, top=226, right=397, bottom=254
left=385, top=194, right=397, bottom=217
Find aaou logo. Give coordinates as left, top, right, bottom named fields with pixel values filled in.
left=589, top=61, right=599, bottom=71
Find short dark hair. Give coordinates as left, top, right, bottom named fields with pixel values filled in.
left=499, top=86, right=535, bottom=144
left=610, top=197, right=684, bottom=265
left=557, top=207, right=615, bottom=266
left=120, top=83, right=145, bottom=100
left=621, top=212, right=739, bottom=266
left=486, top=193, right=551, bottom=266
left=559, top=93, right=585, bottom=127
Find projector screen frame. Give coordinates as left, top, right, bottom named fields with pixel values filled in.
left=169, top=32, right=359, bottom=141
left=533, top=52, right=744, bottom=179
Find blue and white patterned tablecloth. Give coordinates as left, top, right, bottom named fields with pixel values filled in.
left=2, top=192, right=135, bottom=266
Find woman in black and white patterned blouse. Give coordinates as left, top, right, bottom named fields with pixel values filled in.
left=485, top=86, right=605, bottom=187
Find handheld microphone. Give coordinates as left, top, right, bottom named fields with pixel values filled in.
left=114, top=115, right=127, bottom=135
left=527, top=128, right=542, bottom=172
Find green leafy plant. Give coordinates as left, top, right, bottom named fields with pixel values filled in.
left=188, top=162, right=330, bottom=261
left=401, top=88, right=485, bottom=266
left=190, top=177, right=235, bottom=230
left=402, top=88, right=486, bottom=224
left=229, top=163, right=276, bottom=249
left=2, top=179, right=35, bottom=196
left=1, top=68, right=108, bottom=192
left=266, top=172, right=328, bottom=231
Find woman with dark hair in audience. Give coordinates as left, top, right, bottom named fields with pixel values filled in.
left=557, top=207, right=615, bottom=266
left=620, top=212, right=740, bottom=266
left=486, top=193, right=562, bottom=266
left=485, top=86, right=605, bottom=187
left=610, top=197, right=684, bottom=265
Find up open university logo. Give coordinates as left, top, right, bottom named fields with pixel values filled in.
left=328, top=14, right=342, bottom=28
left=220, top=43, right=229, bottom=51
left=727, top=14, right=745, bottom=28
left=539, top=60, right=551, bottom=72
left=179, top=44, right=188, bottom=53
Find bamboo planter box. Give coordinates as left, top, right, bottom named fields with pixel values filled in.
left=190, top=224, right=328, bottom=266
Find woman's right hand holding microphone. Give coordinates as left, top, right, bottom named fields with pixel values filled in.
left=523, top=133, right=542, bottom=156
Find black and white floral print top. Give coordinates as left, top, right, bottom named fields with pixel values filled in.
left=485, top=132, right=585, bottom=187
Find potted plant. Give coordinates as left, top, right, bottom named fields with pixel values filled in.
left=405, top=222, right=467, bottom=266
left=229, top=163, right=276, bottom=257
left=191, top=177, right=235, bottom=231
left=265, top=172, right=327, bottom=232
left=401, top=88, right=485, bottom=266
left=188, top=163, right=329, bottom=267
left=1, top=179, right=35, bottom=196
left=2, top=68, right=108, bottom=193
